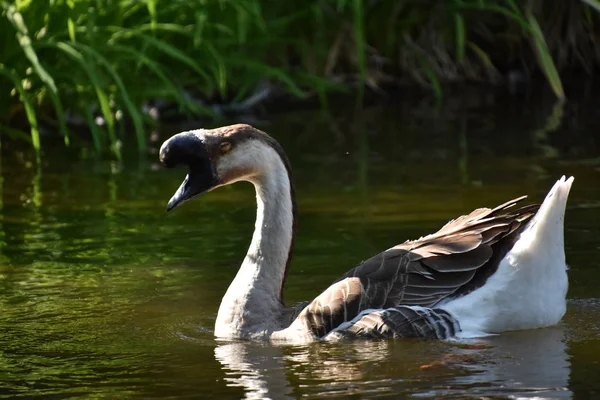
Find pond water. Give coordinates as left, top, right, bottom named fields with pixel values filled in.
left=1, top=91, right=600, bottom=398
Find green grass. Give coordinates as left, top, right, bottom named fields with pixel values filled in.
left=1, top=0, right=599, bottom=157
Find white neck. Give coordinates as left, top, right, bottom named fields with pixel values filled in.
left=215, top=144, right=294, bottom=339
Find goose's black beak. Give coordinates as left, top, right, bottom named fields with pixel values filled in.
left=159, top=132, right=219, bottom=211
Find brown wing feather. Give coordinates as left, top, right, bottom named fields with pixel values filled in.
left=293, top=196, right=539, bottom=339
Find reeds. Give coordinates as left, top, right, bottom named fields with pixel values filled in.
left=1, top=0, right=599, bottom=156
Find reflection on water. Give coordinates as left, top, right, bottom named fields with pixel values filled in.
left=1, top=91, right=600, bottom=398
left=214, top=321, right=579, bottom=399
left=451, top=328, right=571, bottom=398
left=215, top=342, right=293, bottom=400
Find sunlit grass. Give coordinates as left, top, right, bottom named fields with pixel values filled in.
left=0, top=0, right=599, bottom=157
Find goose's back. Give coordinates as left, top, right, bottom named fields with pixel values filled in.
left=289, top=197, right=539, bottom=340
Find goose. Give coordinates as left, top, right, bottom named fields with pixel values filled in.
left=159, top=124, right=574, bottom=343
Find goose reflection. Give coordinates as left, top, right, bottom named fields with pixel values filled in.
left=215, top=326, right=573, bottom=398
left=214, top=340, right=397, bottom=399
left=284, top=340, right=396, bottom=382
left=214, top=341, right=293, bottom=400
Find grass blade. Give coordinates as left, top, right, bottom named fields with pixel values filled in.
left=454, top=13, right=466, bottom=62
left=108, top=27, right=214, bottom=95
left=0, top=66, right=40, bottom=152
left=352, top=0, right=366, bottom=96
left=580, top=0, right=600, bottom=12
left=194, top=11, right=206, bottom=47
left=3, top=3, right=70, bottom=145
left=82, top=100, right=103, bottom=152
left=46, top=88, right=70, bottom=146
left=467, top=41, right=500, bottom=78
left=3, top=3, right=57, bottom=93
left=525, top=10, right=565, bottom=100
left=146, top=0, right=158, bottom=31
left=422, top=60, right=443, bottom=100
left=0, top=123, right=32, bottom=142
left=226, top=58, right=305, bottom=98
left=37, top=41, right=118, bottom=155
left=505, top=0, right=521, bottom=15
left=203, top=42, right=228, bottom=99
left=106, top=43, right=212, bottom=117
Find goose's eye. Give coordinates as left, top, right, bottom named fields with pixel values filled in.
left=220, top=141, right=232, bottom=154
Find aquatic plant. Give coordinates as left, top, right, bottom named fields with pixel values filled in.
left=1, top=0, right=599, bottom=156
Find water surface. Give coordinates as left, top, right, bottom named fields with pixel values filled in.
left=1, top=93, right=600, bottom=398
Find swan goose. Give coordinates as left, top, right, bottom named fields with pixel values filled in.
left=159, top=124, right=573, bottom=342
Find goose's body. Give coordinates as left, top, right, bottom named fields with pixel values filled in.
left=160, top=124, right=573, bottom=343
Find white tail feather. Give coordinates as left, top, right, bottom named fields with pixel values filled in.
left=442, top=176, right=574, bottom=335
left=517, top=175, right=574, bottom=256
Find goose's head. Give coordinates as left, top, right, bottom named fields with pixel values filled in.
left=159, top=124, right=290, bottom=211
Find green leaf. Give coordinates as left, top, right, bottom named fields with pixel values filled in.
left=71, top=42, right=146, bottom=152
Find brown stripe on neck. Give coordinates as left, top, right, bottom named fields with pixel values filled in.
left=213, top=124, right=297, bottom=305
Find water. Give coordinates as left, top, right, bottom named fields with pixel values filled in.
left=1, top=93, right=600, bottom=398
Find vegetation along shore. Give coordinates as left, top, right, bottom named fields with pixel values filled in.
left=1, top=0, right=600, bottom=156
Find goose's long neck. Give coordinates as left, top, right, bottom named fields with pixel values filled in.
left=215, top=146, right=295, bottom=338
